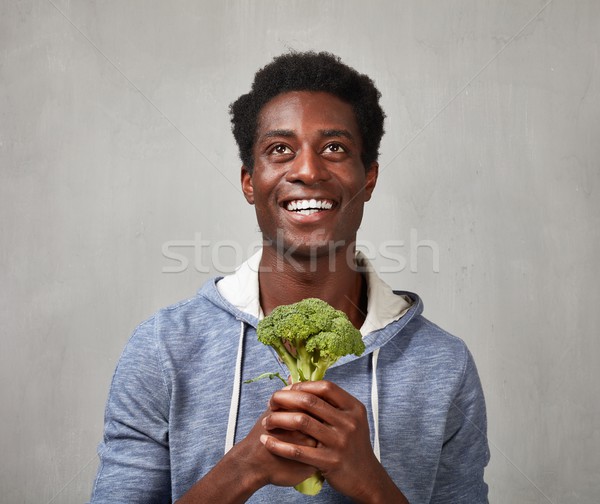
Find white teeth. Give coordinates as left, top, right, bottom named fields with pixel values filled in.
left=286, top=199, right=334, bottom=212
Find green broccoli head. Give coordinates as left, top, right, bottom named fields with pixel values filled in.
left=256, top=298, right=366, bottom=382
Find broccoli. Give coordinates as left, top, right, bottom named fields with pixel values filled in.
left=256, top=297, right=365, bottom=383
left=251, top=297, right=366, bottom=496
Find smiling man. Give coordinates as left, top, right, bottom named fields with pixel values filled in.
left=90, top=52, right=489, bottom=503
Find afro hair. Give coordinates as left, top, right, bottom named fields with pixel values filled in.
left=229, top=51, right=385, bottom=172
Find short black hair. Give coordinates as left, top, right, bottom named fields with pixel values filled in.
left=230, top=51, right=385, bottom=172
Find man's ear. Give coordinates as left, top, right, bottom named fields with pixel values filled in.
left=241, top=165, right=255, bottom=204
left=364, top=162, right=379, bottom=202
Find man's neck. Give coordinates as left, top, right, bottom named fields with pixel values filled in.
left=258, top=244, right=367, bottom=329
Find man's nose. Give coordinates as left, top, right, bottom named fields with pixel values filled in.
left=286, top=149, right=331, bottom=185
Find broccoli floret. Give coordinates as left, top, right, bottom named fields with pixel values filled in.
left=256, top=298, right=365, bottom=383
left=253, top=298, right=366, bottom=496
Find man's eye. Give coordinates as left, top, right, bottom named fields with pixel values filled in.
left=271, top=144, right=293, bottom=155
left=324, top=143, right=346, bottom=153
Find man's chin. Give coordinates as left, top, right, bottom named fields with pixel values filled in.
left=261, top=236, right=354, bottom=270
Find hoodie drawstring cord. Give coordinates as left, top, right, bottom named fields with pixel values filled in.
left=371, top=347, right=381, bottom=462
left=225, top=320, right=245, bottom=454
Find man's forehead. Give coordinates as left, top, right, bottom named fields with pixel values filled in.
left=255, top=91, right=360, bottom=136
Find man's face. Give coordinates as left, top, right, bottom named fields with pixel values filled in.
left=241, top=91, right=378, bottom=258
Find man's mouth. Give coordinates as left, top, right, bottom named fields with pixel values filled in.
left=285, top=199, right=335, bottom=216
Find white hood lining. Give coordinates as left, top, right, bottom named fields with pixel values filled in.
left=217, top=249, right=411, bottom=335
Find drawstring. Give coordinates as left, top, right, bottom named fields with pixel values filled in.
left=371, top=348, right=381, bottom=462
left=225, top=321, right=245, bottom=454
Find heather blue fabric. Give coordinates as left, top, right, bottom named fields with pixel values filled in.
left=90, top=278, right=489, bottom=503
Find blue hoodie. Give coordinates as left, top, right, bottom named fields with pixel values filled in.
left=90, top=274, right=489, bottom=503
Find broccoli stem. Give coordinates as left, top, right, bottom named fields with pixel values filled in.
left=270, top=340, right=299, bottom=381
left=294, top=471, right=324, bottom=496
left=295, top=343, right=314, bottom=382
left=310, top=358, right=335, bottom=381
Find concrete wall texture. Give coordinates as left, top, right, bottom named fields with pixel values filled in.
left=1, top=1, right=598, bottom=502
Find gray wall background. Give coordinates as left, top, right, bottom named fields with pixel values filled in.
left=1, top=1, right=598, bottom=502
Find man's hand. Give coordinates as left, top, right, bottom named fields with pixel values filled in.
left=177, top=406, right=317, bottom=504
left=260, top=381, right=409, bottom=503
left=234, top=408, right=318, bottom=489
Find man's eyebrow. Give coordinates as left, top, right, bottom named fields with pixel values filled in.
left=259, top=128, right=355, bottom=141
left=262, top=129, right=295, bottom=139
left=320, top=129, right=355, bottom=141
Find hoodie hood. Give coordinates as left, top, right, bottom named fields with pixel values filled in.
left=207, top=248, right=418, bottom=357
left=200, top=276, right=423, bottom=366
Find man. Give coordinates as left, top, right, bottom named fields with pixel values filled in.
left=91, top=51, right=489, bottom=503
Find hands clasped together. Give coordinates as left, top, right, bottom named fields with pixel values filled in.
left=240, top=380, right=393, bottom=502
left=193, top=380, right=409, bottom=503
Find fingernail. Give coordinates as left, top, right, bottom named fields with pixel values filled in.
left=259, top=434, right=268, bottom=445
left=283, top=384, right=292, bottom=390
left=261, top=417, right=267, bottom=427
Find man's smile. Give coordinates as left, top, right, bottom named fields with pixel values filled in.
left=284, top=198, right=336, bottom=215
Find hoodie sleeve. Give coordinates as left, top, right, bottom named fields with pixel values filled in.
left=430, top=347, right=490, bottom=504
left=90, top=319, right=171, bottom=503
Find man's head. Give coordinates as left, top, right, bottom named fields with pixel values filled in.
left=230, top=51, right=385, bottom=172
